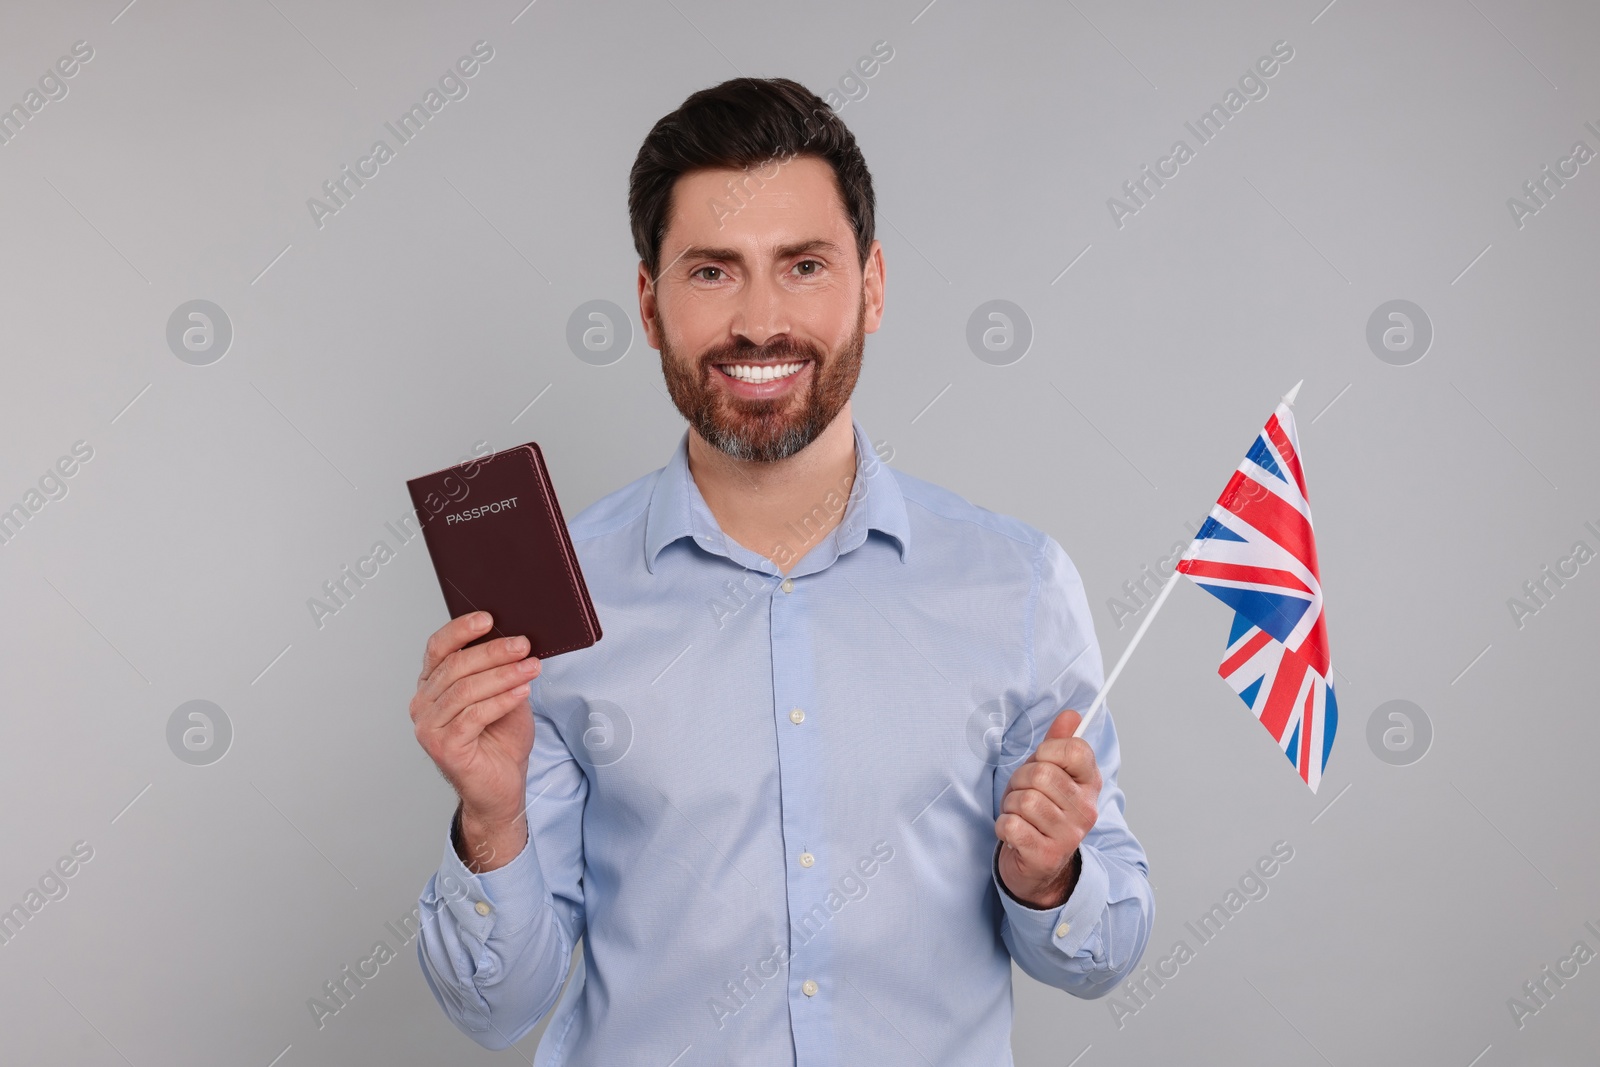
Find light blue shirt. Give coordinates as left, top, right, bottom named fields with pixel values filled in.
left=416, top=418, right=1154, bottom=1064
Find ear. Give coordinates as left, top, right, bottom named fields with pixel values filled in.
left=861, top=239, right=885, bottom=335
left=638, top=261, right=662, bottom=350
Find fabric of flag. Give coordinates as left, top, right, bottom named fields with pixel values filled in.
left=1176, top=398, right=1337, bottom=792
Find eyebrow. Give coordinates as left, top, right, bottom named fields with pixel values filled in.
left=674, top=238, right=847, bottom=268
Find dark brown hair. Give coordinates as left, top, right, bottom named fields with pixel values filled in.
left=628, top=77, right=875, bottom=281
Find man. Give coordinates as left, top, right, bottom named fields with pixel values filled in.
left=411, top=77, right=1153, bottom=1063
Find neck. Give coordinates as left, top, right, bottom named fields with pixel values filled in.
left=687, top=403, right=858, bottom=575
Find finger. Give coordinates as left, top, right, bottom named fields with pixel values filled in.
left=420, top=633, right=536, bottom=707
left=421, top=611, right=496, bottom=681
left=1045, top=708, right=1083, bottom=740
left=998, top=792, right=1082, bottom=882
left=1003, top=761, right=1080, bottom=813
left=999, top=785, right=1073, bottom=845
left=1023, top=708, right=1081, bottom=764
left=434, top=680, right=532, bottom=746
left=421, top=655, right=542, bottom=732
left=994, top=809, right=1052, bottom=862
left=1008, top=763, right=1100, bottom=837
left=1030, top=736, right=1100, bottom=784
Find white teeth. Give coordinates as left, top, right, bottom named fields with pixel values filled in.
left=723, top=361, right=803, bottom=384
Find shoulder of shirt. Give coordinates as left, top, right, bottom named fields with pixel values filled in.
left=564, top=465, right=660, bottom=544
left=890, top=466, right=1055, bottom=556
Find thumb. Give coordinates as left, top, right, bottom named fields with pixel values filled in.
left=1045, top=708, right=1082, bottom=741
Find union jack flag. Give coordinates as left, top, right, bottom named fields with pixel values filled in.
left=1176, top=396, right=1337, bottom=792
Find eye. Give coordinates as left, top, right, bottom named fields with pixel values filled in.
left=792, top=259, right=822, bottom=276
left=693, top=266, right=724, bottom=281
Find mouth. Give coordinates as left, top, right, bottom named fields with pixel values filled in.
left=709, top=358, right=814, bottom=400
left=713, top=360, right=809, bottom=385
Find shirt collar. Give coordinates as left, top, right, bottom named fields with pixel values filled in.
left=644, top=417, right=910, bottom=574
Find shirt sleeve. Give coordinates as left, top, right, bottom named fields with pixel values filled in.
left=415, top=686, right=589, bottom=1048
left=989, top=533, right=1155, bottom=999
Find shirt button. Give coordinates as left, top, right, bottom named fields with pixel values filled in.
left=1055, top=921, right=1071, bottom=938
left=789, top=708, right=805, bottom=724
left=781, top=578, right=794, bottom=593
left=802, top=979, right=819, bottom=996
left=475, top=901, right=492, bottom=916
left=799, top=851, right=815, bottom=868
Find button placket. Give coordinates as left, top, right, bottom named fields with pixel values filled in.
left=769, top=564, right=837, bottom=1052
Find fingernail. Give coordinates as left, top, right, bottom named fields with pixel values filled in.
left=503, top=636, right=524, bottom=653
left=518, top=657, right=539, bottom=674
left=472, top=612, right=490, bottom=628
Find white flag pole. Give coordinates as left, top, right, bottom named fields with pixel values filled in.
left=1072, top=567, right=1181, bottom=738
left=1070, top=379, right=1303, bottom=741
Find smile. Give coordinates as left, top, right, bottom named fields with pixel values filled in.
left=716, top=361, right=807, bottom=384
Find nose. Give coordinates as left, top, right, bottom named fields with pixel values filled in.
left=730, top=269, right=789, bottom=349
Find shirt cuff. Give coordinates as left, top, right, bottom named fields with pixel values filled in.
left=992, top=839, right=1111, bottom=958
left=424, top=809, right=548, bottom=945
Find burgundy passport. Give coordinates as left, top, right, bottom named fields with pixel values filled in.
left=405, top=442, right=601, bottom=658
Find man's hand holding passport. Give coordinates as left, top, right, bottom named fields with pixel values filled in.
left=405, top=441, right=601, bottom=873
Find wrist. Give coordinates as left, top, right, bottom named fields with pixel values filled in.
left=454, top=803, right=528, bottom=873
left=1057, top=847, right=1082, bottom=900
left=1000, top=845, right=1081, bottom=910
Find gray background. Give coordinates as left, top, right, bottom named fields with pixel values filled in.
left=1, top=0, right=1596, bottom=1063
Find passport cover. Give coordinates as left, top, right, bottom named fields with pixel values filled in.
left=406, top=441, right=601, bottom=658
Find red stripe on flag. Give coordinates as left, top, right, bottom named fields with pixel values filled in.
left=1299, top=685, right=1314, bottom=783
left=1299, top=611, right=1331, bottom=678
left=1182, top=559, right=1314, bottom=595
left=1259, top=652, right=1308, bottom=739
left=1265, top=415, right=1308, bottom=500
left=1218, top=628, right=1274, bottom=679
left=1219, top=472, right=1319, bottom=577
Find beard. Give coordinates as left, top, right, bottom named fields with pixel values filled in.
left=659, top=294, right=865, bottom=463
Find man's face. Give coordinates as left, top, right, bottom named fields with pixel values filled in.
left=639, top=154, right=885, bottom=462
